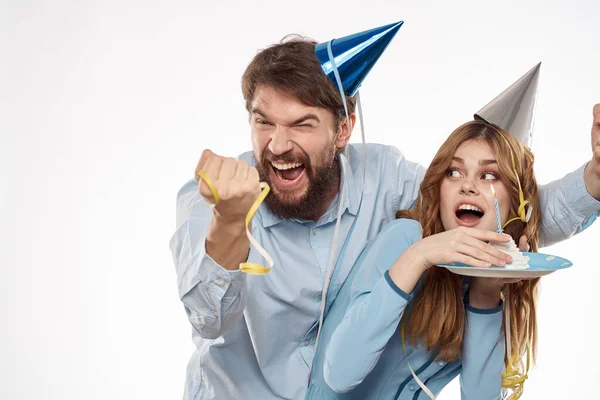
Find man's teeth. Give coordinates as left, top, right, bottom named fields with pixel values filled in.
left=271, top=162, right=303, bottom=170
left=458, top=204, right=483, bottom=213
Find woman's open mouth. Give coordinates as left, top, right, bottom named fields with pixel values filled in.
left=455, top=203, right=484, bottom=226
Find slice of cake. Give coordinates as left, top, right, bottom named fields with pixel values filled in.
left=490, top=238, right=530, bottom=269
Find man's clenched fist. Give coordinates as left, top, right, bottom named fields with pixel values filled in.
left=196, top=149, right=261, bottom=223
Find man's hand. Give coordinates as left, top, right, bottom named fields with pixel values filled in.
left=196, top=149, right=261, bottom=224
left=584, top=104, right=600, bottom=200
left=196, top=149, right=261, bottom=270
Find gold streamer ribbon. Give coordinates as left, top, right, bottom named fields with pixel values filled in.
left=197, top=170, right=274, bottom=275
left=500, top=137, right=532, bottom=228
left=501, top=286, right=530, bottom=399
left=501, top=349, right=530, bottom=399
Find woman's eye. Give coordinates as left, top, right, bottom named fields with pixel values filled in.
left=447, top=168, right=462, bottom=178
left=482, top=172, right=499, bottom=181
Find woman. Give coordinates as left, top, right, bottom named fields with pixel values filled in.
left=306, top=120, right=540, bottom=399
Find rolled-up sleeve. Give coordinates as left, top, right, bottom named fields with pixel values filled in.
left=169, top=180, right=246, bottom=339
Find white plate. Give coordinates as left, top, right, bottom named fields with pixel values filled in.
left=437, top=252, right=573, bottom=278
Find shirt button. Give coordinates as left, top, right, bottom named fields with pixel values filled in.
left=409, top=383, right=416, bottom=391
left=311, top=229, right=316, bottom=236
left=438, top=361, right=445, bottom=366
left=216, top=279, right=226, bottom=286
left=303, top=340, right=310, bottom=346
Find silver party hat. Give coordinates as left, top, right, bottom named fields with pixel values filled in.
left=474, top=63, right=541, bottom=147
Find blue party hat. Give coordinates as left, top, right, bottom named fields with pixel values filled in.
left=315, top=21, right=403, bottom=97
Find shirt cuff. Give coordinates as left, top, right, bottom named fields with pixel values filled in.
left=384, top=270, right=413, bottom=301
left=177, top=250, right=244, bottom=299
left=203, top=252, right=245, bottom=294
left=562, top=163, right=600, bottom=218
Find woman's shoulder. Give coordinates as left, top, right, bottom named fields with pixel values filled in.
left=377, top=218, right=422, bottom=245
left=360, top=218, right=422, bottom=270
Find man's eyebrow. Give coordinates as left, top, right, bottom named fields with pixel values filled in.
left=250, top=109, right=320, bottom=126
left=291, top=114, right=320, bottom=125
left=251, top=108, right=268, bottom=118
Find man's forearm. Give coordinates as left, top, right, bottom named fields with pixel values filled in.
left=206, top=214, right=250, bottom=270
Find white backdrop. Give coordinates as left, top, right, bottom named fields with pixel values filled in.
left=2, top=0, right=599, bottom=399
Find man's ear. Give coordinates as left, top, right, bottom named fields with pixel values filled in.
left=335, top=114, right=356, bottom=149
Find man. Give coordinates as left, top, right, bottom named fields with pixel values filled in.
left=169, top=26, right=600, bottom=399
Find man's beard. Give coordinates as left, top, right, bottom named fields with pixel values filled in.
left=255, top=148, right=340, bottom=221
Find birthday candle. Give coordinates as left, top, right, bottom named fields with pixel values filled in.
left=490, top=184, right=502, bottom=233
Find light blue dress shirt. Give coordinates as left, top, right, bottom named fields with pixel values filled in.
left=169, top=143, right=599, bottom=400
left=307, top=219, right=505, bottom=400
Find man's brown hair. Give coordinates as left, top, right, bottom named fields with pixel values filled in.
left=242, top=35, right=356, bottom=128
